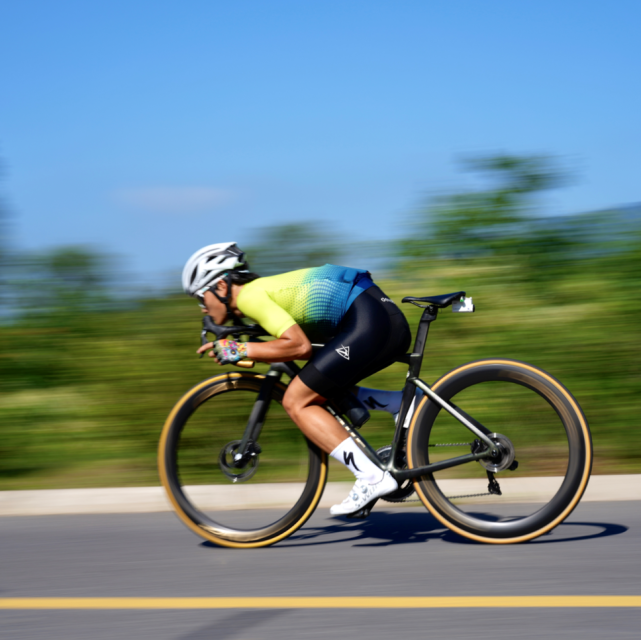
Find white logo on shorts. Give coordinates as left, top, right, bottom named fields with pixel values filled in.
left=336, top=345, right=350, bottom=360
left=381, top=297, right=395, bottom=304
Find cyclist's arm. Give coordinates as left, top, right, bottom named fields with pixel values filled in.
left=246, top=324, right=311, bottom=362
left=198, top=286, right=313, bottom=362
left=197, top=325, right=311, bottom=362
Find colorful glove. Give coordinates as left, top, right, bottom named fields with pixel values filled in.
left=213, top=339, right=248, bottom=365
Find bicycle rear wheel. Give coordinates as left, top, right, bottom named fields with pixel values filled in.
left=408, top=359, right=592, bottom=543
left=159, top=372, right=327, bottom=548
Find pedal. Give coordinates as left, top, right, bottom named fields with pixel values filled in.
left=345, top=498, right=378, bottom=519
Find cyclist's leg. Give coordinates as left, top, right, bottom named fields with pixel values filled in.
left=284, top=376, right=385, bottom=483
left=281, top=284, right=403, bottom=457
left=293, top=286, right=411, bottom=514
left=355, top=387, right=404, bottom=414
left=346, top=288, right=414, bottom=416
left=282, top=376, right=345, bottom=453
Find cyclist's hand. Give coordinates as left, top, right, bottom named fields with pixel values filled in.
left=212, top=339, right=248, bottom=365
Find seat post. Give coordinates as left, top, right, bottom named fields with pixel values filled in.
left=408, top=305, right=438, bottom=378
left=388, top=304, right=439, bottom=470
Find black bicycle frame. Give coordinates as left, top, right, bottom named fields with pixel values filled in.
left=202, top=307, right=498, bottom=480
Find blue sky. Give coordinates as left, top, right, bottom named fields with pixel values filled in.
left=1, top=1, right=640, bottom=286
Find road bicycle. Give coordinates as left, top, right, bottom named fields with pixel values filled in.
left=158, top=291, right=592, bottom=548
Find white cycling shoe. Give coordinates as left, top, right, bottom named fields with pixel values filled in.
left=330, top=471, right=398, bottom=516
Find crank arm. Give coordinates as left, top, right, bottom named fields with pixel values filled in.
left=395, top=450, right=490, bottom=481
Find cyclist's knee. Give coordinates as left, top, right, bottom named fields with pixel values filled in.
left=282, top=387, right=298, bottom=418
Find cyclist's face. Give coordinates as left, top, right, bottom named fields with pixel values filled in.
left=200, top=286, right=227, bottom=324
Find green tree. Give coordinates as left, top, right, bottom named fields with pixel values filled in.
left=400, top=154, right=570, bottom=261
left=15, top=246, right=114, bottom=327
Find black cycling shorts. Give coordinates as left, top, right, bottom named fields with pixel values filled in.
left=298, top=285, right=412, bottom=397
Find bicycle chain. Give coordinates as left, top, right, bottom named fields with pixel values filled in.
left=401, top=442, right=494, bottom=502
left=428, top=442, right=472, bottom=447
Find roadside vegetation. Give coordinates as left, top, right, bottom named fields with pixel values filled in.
left=1, top=155, right=640, bottom=489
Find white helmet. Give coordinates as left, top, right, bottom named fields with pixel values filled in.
left=182, top=242, right=248, bottom=296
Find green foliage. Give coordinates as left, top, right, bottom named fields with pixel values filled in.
left=1, top=242, right=640, bottom=490
left=12, top=246, right=115, bottom=328
left=1, top=154, right=640, bottom=489
left=400, top=154, right=570, bottom=261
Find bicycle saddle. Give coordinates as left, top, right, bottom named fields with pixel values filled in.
left=402, top=291, right=466, bottom=308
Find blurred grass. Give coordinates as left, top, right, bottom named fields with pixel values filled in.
left=1, top=253, right=639, bottom=490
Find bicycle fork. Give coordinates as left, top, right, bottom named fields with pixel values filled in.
left=230, top=369, right=283, bottom=468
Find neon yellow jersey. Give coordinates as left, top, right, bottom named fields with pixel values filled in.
left=236, top=265, right=374, bottom=341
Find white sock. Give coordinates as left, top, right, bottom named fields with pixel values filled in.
left=330, top=437, right=383, bottom=484
left=356, top=387, right=403, bottom=415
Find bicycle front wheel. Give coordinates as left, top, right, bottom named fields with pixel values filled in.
left=408, top=359, right=592, bottom=544
left=159, top=372, right=327, bottom=548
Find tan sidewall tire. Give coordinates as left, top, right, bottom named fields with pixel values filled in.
left=158, top=372, right=328, bottom=548
left=407, top=359, right=592, bottom=544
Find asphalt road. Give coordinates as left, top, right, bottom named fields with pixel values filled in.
left=1, top=501, right=640, bottom=639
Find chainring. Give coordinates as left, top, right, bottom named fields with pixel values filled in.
left=376, top=445, right=416, bottom=503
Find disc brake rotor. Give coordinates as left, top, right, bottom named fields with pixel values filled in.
left=218, top=440, right=259, bottom=483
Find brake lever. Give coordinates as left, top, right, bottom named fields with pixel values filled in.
left=199, top=328, right=208, bottom=358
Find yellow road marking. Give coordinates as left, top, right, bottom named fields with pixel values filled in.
left=0, top=597, right=640, bottom=609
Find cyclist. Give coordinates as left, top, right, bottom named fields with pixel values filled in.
left=182, top=242, right=412, bottom=516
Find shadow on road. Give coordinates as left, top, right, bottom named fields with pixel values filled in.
left=524, top=521, right=629, bottom=544
left=284, top=510, right=452, bottom=547
left=278, top=511, right=627, bottom=548
left=199, top=509, right=628, bottom=550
